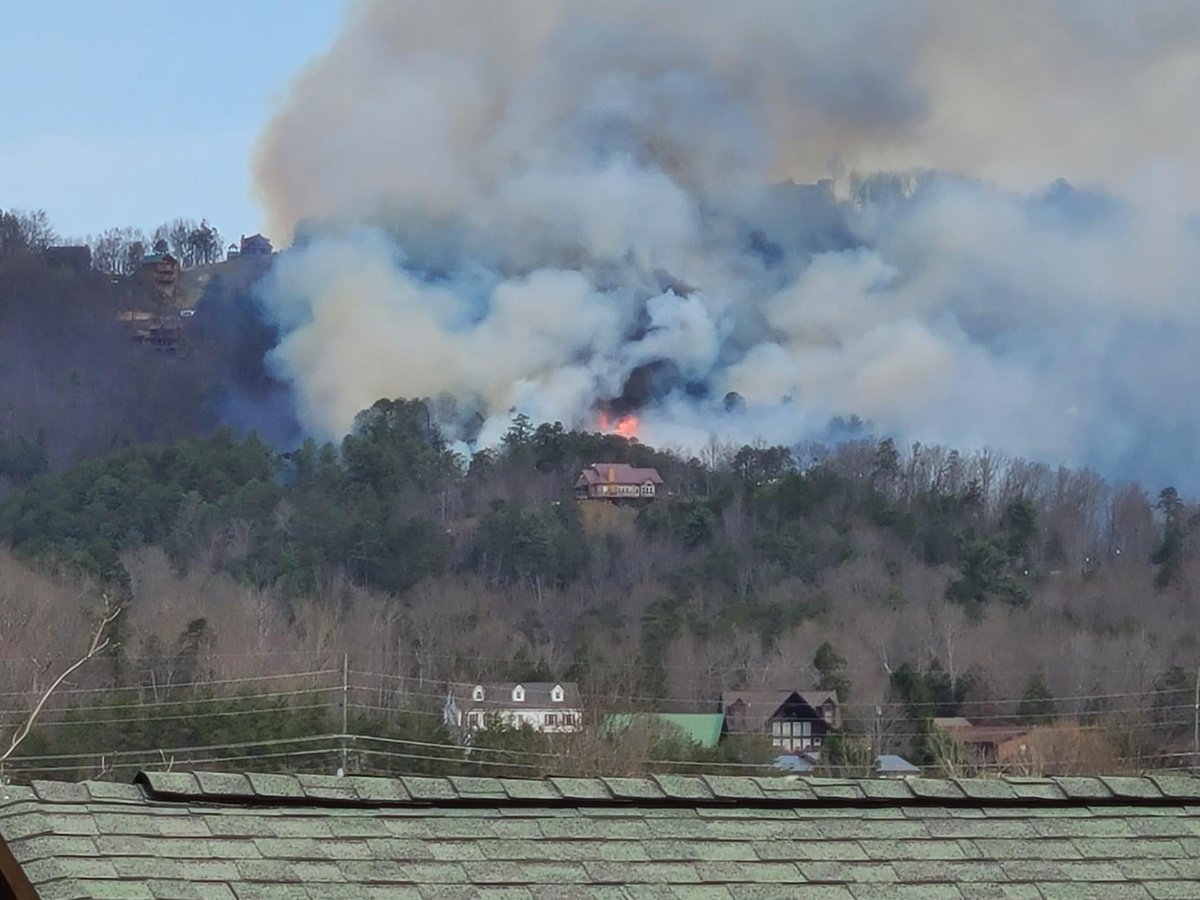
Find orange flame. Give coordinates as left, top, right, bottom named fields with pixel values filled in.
left=615, top=415, right=639, bottom=438
left=597, top=411, right=640, bottom=439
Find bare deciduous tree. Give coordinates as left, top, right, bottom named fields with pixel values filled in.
left=0, top=595, right=122, bottom=763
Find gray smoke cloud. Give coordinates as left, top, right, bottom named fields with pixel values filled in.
left=252, top=0, right=1200, bottom=487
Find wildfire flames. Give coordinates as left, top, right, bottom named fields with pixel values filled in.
left=598, top=412, right=640, bottom=439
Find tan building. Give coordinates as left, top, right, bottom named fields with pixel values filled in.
left=139, top=251, right=180, bottom=298
left=575, top=462, right=663, bottom=500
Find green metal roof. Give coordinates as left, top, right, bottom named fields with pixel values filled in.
left=1, top=771, right=1200, bottom=896
left=603, top=712, right=726, bottom=747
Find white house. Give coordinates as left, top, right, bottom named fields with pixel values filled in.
left=444, top=682, right=583, bottom=737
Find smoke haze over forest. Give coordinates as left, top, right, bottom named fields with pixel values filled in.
left=240, top=0, right=1200, bottom=490
left=10, top=1, right=1200, bottom=789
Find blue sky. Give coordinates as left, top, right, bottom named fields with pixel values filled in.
left=0, top=0, right=344, bottom=244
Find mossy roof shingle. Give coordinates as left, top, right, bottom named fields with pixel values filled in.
left=0, top=772, right=1199, bottom=897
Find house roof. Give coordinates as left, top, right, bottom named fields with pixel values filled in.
left=460, top=681, right=579, bottom=710
left=774, top=753, right=920, bottom=776
left=877, top=754, right=922, bottom=775
left=576, top=462, right=664, bottom=486
left=602, top=712, right=726, bottom=748
left=934, top=717, right=1030, bottom=747
left=3, top=770, right=1200, bottom=896
left=721, top=689, right=839, bottom=731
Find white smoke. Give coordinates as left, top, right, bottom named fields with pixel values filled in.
left=252, top=0, right=1200, bottom=486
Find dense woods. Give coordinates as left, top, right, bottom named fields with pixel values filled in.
left=0, top=212, right=287, bottom=474
left=2, top=214, right=1199, bottom=778
left=0, top=392, right=1198, bottom=776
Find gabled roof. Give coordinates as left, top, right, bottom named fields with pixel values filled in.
left=877, top=753, right=922, bottom=775
left=461, top=681, right=579, bottom=709
left=722, top=689, right=839, bottom=731
left=3, top=770, right=1200, bottom=896
left=934, top=717, right=1029, bottom=746
left=576, top=462, right=664, bottom=486
left=775, top=753, right=920, bottom=775
left=603, top=712, right=726, bottom=748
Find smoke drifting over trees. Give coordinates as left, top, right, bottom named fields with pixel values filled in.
left=246, top=0, right=1200, bottom=490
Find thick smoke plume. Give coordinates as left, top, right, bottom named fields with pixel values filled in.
left=253, top=0, right=1200, bottom=487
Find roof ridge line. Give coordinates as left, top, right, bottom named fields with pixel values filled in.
left=119, top=771, right=1200, bottom=810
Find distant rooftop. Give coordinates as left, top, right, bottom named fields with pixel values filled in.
left=603, top=712, right=726, bottom=748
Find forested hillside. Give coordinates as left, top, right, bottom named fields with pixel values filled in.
left=1, top=394, right=1197, bottom=746
left=0, top=209, right=291, bottom=479
left=2, top=219, right=1200, bottom=776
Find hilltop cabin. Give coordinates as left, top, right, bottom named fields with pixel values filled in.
left=444, top=682, right=582, bottom=739
left=575, top=462, right=664, bottom=501
left=139, top=251, right=180, bottom=297
left=721, top=689, right=840, bottom=753
left=239, top=233, right=273, bottom=257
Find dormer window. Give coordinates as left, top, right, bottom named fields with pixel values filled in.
left=551, top=684, right=564, bottom=703
left=472, top=685, right=485, bottom=702
left=512, top=684, right=525, bottom=703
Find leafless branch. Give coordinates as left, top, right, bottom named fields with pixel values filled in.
left=0, top=595, right=123, bottom=763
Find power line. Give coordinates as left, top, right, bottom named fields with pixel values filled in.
left=0, top=668, right=338, bottom=700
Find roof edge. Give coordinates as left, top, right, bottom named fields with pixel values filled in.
left=114, top=771, right=1200, bottom=810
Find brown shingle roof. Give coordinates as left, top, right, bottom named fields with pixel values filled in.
left=934, top=717, right=1030, bottom=746
left=576, top=462, right=664, bottom=486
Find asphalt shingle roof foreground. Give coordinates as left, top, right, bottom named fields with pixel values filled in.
left=2, top=772, right=1200, bottom=898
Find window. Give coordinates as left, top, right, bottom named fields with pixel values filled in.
left=512, top=685, right=525, bottom=702
left=769, top=719, right=814, bottom=749
left=545, top=714, right=559, bottom=726
left=467, top=713, right=482, bottom=728
left=823, top=702, right=835, bottom=724
left=472, top=686, right=485, bottom=702
left=551, top=685, right=564, bottom=703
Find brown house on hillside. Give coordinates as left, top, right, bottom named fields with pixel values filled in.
left=934, top=717, right=1120, bottom=774
left=239, top=233, right=273, bottom=256
left=934, top=717, right=1030, bottom=764
left=722, top=689, right=840, bottom=752
left=139, top=251, right=180, bottom=297
left=575, top=462, right=664, bottom=501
